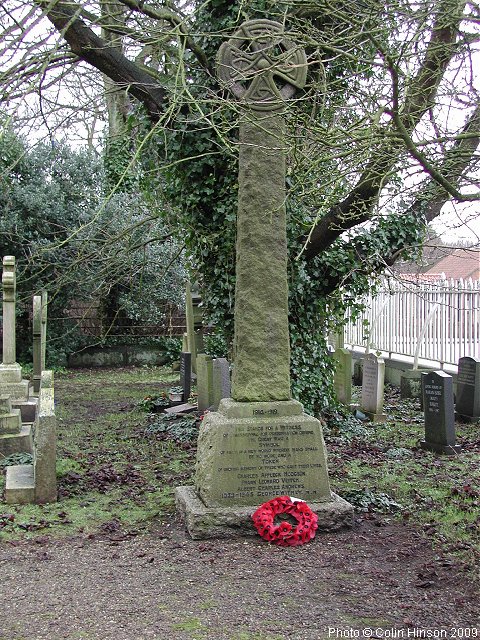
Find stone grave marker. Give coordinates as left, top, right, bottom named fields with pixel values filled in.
left=455, top=356, right=480, bottom=421
left=41, top=290, right=48, bottom=372
left=0, top=256, right=29, bottom=400
left=421, top=370, right=461, bottom=455
left=33, top=295, right=42, bottom=393
left=185, top=283, right=205, bottom=375
left=212, top=358, right=231, bottom=411
left=176, top=20, right=353, bottom=538
left=180, top=351, right=192, bottom=402
left=197, top=353, right=214, bottom=412
left=360, top=353, right=386, bottom=422
left=185, top=282, right=197, bottom=373
left=0, top=394, right=33, bottom=456
left=334, top=348, right=352, bottom=406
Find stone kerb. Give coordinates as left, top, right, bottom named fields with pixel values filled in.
left=5, top=370, right=57, bottom=504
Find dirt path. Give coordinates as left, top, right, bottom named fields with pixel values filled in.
left=0, top=518, right=478, bottom=640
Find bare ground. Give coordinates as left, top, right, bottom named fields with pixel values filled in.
left=0, top=516, right=478, bottom=640
left=1, top=369, right=478, bottom=639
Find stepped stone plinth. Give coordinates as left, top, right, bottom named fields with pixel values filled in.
left=0, top=394, right=22, bottom=434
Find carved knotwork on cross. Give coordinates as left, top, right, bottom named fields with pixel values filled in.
left=217, top=19, right=307, bottom=111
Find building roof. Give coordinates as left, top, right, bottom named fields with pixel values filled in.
left=423, top=248, right=480, bottom=280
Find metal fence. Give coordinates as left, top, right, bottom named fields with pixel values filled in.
left=344, top=278, right=480, bottom=367
left=50, top=302, right=186, bottom=338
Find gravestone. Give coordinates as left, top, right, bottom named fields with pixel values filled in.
left=185, top=283, right=204, bottom=374
left=400, top=369, right=425, bottom=400
left=197, top=354, right=214, bottom=412
left=41, top=290, right=48, bottom=372
left=421, top=371, right=461, bottom=455
left=455, top=356, right=480, bottom=421
left=180, top=351, right=192, bottom=402
left=0, top=256, right=29, bottom=400
left=185, top=283, right=197, bottom=373
left=176, top=20, right=353, bottom=538
left=33, top=295, right=42, bottom=393
left=0, top=394, right=33, bottom=456
left=360, top=353, right=386, bottom=422
left=212, top=358, right=231, bottom=411
left=334, top=348, right=352, bottom=406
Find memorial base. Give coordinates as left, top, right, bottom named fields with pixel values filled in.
left=0, top=364, right=30, bottom=401
left=0, top=408, right=22, bottom=435
left=195, top=398, right=333, bottom=507
left=420, top=440, right=462, bottom=455
left=175, top=485, right=354, bottom=540
left=0, top=423, right=33, bottom=456
left=177, top=398, right=354, bottom=538
left=455, top=412, right=480, bottom=424
left=363, top=411, right=386, bottom=423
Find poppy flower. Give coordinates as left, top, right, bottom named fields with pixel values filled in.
left=251, top=496, right=318, bottom=546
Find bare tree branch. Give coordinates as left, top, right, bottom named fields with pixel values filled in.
left=34, top=0, right=167, bottom=121
left=303, top=0, right=471, bottom=260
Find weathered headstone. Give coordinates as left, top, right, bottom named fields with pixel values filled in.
left=0, top=256, right=29, bottom=400
left=180, top=351, right=192, bottom=402
left=360, top=353, right=386, bottom=422
left=334, top=348, right=352, bottom=406
left=41, top=290, right=48, bottom=373
left=176, top=20, right=353, bottom=538
left=0, top=394, right=33, bottom=456
left=421, top=370, right=461, bottom=455
left=33, top=295, right=42, bottom=393
left=197, top=353, right=214, bottom=412
left=212, top=358, right=231, bottom=411
left=192, top=287, right=205, bottom=357
left=400, top=369, right=425, bottom=400
left=185, top=283, right=197, bottom=373
left=455, top=356, right=480, bottom=421
left=185, top=283, right=204, bottom=374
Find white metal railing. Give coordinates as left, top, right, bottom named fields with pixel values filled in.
left=344, top=277, right=480, bottom=367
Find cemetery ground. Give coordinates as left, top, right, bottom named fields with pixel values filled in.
left=0, top=368, right=478, bottom=640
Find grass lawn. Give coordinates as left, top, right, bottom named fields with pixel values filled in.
left=0, top=368, right=478, bottom=576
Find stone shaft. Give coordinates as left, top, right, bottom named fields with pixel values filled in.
left=2, top=256, right=16, bottom=365
left=41, top=290, right=48, bottom=371
left=232, top=113, right=290, bottom=402
left=33, top=295, right=42, bottom=393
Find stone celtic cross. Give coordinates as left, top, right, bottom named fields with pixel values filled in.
left=176, top=21, right=353, bottom=535
left=217, top=19, right=307, bottom=402
left=217, top=19, right=307, bottom=111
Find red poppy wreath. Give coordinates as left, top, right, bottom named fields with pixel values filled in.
left=252, top=496, right=319, bottom=546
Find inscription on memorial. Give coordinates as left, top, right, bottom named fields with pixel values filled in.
left=424, top=382, right=442, bottom=415
left=212, top=422, right=325, bottom=500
